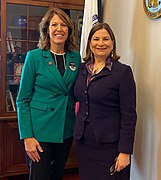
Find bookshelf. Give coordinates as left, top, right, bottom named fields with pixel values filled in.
left=0, top=0, right=84, bottom=179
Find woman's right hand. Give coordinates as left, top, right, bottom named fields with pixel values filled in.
left=24, top=137, right=43, bottom=162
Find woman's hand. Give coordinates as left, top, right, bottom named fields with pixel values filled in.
left=115, top=153, right=130, bottom=172
left=24, top=137, right=43, bottom=162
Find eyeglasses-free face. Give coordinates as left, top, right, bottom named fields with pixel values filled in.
left=49, top=14, right=68, bottom=48
left=89, top=28, right=114, bottom=60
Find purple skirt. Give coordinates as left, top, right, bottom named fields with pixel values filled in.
left=75, top=122, right=130, bottom=180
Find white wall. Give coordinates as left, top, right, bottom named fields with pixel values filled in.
left=103, top=0, right=161, bottom=180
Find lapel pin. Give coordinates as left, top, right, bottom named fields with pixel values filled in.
left=48, top=61, right=53, bottom=66
left=69, top=62, right=76, bottom=71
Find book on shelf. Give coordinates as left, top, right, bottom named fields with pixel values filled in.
left=8, top=90, right=16, bottom=111
left=7, top=31, right=15, bottom=53
left=6, top=97, right=9, bottom=112
left=6, top=36, right=11, bottom=53
left=14, top=63, right=24, bottom=83
left=6, top=90, right=16, bottom=112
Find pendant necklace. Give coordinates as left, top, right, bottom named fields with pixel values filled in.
left=92, top=64, right=105, bottom=75
left=50, top=50, right=66, bottom=69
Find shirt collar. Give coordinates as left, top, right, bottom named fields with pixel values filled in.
left=85, top=57, right=113, bottom=74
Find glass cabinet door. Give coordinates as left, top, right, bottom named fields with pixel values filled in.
left=5, top=3, right=83, bottom=112
left=0, top=3, right=1, bottom=53
left=6, top=3, right=48, bottom=112
left=71, top=10, right=83, bottom=51
left=62, top=9, right=83, bottom=51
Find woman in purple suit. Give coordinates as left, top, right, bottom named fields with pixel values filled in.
left=74, top=23, right=137, bottom=180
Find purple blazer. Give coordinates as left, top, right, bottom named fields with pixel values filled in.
left=74, top=60, right=137, bottom=154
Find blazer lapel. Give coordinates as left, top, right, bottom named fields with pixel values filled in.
left=96, top=68, right=111, bottom=78
left=81, top=63, right=111, bottom=77
left=63, top=51, right=76, bottom=85
left=43, top=50, right=68, bottom=92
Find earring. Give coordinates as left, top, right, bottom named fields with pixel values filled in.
left=90, top=52, right=93, bottom=58
left=90, top=52, right=94, bottom=62
left=111, top=51, right=114, bottom=57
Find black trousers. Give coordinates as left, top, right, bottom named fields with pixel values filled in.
left=27, top=137, right=73, bottom=180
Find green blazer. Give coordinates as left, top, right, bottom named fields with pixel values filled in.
left=16, top=48, right=81, bottom=143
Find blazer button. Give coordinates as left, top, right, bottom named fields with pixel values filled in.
left=85, top=101, right=88, bottom=105
left=53, top=93, right=57, bottom=97
left=50, top=107, right=54, bottom=111
left=84, top=90, right=87, bottom=95
left=85, top=112, right=88, bottom=115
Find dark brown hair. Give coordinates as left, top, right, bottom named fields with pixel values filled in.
left=38, top=8, right=76, bottom=51
left=83, top=23, right=120, bottom=62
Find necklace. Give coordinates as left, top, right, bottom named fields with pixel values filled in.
left=50, top=50, right=66, bottom=69
left=50, top=49, right=66, bottom=55
left=92, top=63, right=105, bottom=75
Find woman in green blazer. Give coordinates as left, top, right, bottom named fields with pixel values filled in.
left=16, top=8, right=81, bottom=180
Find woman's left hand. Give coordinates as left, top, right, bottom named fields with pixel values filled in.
left=115, top=153, right=130, bottom=172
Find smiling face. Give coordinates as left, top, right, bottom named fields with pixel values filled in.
left=48, top=14, right=68, bottom=49
left=89, top=28, right=114, bottom=59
